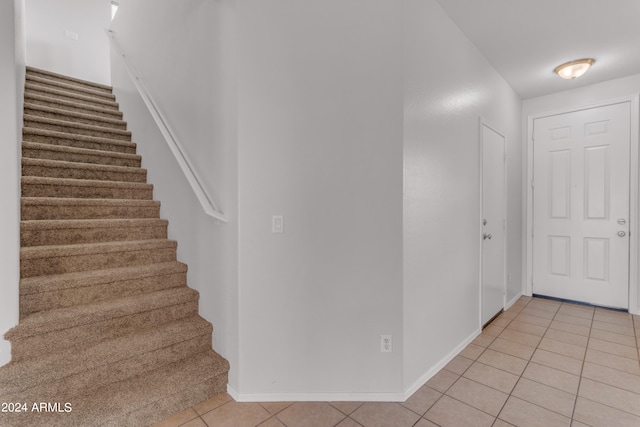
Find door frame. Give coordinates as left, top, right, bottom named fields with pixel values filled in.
left=525, top=95, right=640, bottom=314
left=479, top=118, right=507, bottom=327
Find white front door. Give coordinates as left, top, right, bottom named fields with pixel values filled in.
left=532, top=102, right=631, bottom=308
left=481, top=123, right=506, bottom=325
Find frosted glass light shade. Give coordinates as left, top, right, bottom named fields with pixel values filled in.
left=554, top=58, right=595, bottom=79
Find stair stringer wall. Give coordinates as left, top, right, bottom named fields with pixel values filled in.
left=0, top=0, right=25, bottom=367
left=108, top=5, right=240, bottom=390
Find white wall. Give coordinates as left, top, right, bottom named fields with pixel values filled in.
left=25, top=0, right=111, bottom=84
left=0, top=0, right=25, bottom=367
left=403, top=0, right=523, bottom=390
left=237, top=0, right=404, bottom=398
left=107, top=0, right=525, bottom=399
left=109, top=0, right=239, bottom=387
left=523, top=73, right=640, bottom=313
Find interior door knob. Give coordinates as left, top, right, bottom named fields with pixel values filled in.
left=483, top=233, right=492, bottom=240
left=618, top=231, right=626, bottom=237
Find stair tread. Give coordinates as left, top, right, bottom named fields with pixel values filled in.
left=22, top=157, right=146, bottom=174
left=22, top=141, right=140, bottom=159
left=26, top=66, right=113, bottom=92
left=22, top=176, right=152, bottom=189
left=91, top=350, right=227, bottom=426
left=21, top=197, right=160, bottom=207
left=25, top=92, right=123, bottom=117
left=5, top=286, right=198, bottom=341
left=21, top=218, right=168, bottom=231
left=23, top=127, right=136, bottom=149
left=20, top=261, right=187, bottom=295
left=24, top=114, right=131, bottom=137
left=26, top=74, right=116, bottom=100
left=25, top=103, right=127, bottom=127
left=0, top=315, right=211, bottom=390
left=21, top=238, right=176, bottom=260
left=0, top=351, right=228, bottom=427
left=25, top=81, right=119, bottom=108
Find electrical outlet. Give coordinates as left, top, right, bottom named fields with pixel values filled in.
left=380, top=335, right=392, bottom=353
left=272, top=215, right=284, bottom=234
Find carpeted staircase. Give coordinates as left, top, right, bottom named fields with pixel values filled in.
left=0, top=67, right=229, bottom=427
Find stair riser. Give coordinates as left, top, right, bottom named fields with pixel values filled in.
left=26, top=78, right=116, bottom=101
left=21, top=203, right=161, bottom=220
left=22, top=163, right=147, bottom=183
left=22, top=147, right=141, bottom=167
left=27, top=71, right=113, bottom=95
left=118, top=374, right=228, bottom=427
left=2, top=334, right=212, bottom=403
left=26, top=86, right=119, bottom=111
left=0, top=355, right=228, bottom=427
left=22, top=182, right=152, bottom=200
left=10, top=301, right=198, bottom=362
left=23, top=131, right=137, bottom=154
left=25, top=96, right=123, bottom=120
left=21, top=246, right=176, bottom=278
left=23, top=118, right=131, bottom=141
left=21, top=272, right=187, bottom=316
left=25, top=107, right=127, bottom=130
left=21, top=224, right=167, bottom=247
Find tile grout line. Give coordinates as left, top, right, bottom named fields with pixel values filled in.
left=567, top=301, right=595, bottom=424
left=490, top=296, right=535, bottom=425
left=492, top=298, right=576, bottom=424
left=634, top=314, right=640, bottom=368
left=437, top=297, right=534, bottom=425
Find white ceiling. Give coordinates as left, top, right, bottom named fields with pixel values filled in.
left=436, top=0, right=640, bottom=99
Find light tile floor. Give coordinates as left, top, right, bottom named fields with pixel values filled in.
left=155, top=296, right=640, bottom=427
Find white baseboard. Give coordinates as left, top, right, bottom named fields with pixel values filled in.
left=401, top=328, right=480, bottom=400
left=505, top=292, right=523, bottom=310
left=227, top=384, right=405, bottom=403
left=228, top=328, right=481, bottom=403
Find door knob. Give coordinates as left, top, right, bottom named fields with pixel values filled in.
left=483, top=233, right=492, bottom=240
left=618, top=231, right=626, bottom=237
left=618, top=218, right=626, bottom=225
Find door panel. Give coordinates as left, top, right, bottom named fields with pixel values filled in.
left=481, top=124, right=506, bottom=325
left=532, top=102, right=630, bottom=308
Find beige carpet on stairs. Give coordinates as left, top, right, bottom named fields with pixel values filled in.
left=0, top=66, right=229, bottom=427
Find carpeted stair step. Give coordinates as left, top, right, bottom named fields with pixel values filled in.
left=24, top=92, right=123, bottom=120
left=22, top=158, right=147, bottom=183
left=26, top=66, right=114, bottom=95
left=22, top=177, right=152, bottom=200
left=21, top=218, right=168, bottom=247
left=23, top=127, right=137, bottom=154
left=25, top=81, right=120, bottom=111
left=22, top=142, right=141, bottom=167
left=20, top=239, right=177, bottom=278
left=3, top=67, right=231, bottom=427
left=20, top=261, right=187, bottom=316
left=21, top=197, right=161, bottom=220
left=25, top=103, right=127, bottom=130
left=0, top=350, right=229, bottom=427
left=6, top=287, right=199, bottom=361
left=24, top=115, right=131, bottom=141
left=26, top=74, right=116, bottom=101
left=0, top=315, right=213, bottom=402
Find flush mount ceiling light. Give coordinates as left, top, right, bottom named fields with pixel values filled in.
left=554, top=58, right=595, bottom=80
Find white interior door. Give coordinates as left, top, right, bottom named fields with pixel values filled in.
left=481, top=123, right=506, bottom=325
left=532, top=102, right=631, bottom=308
